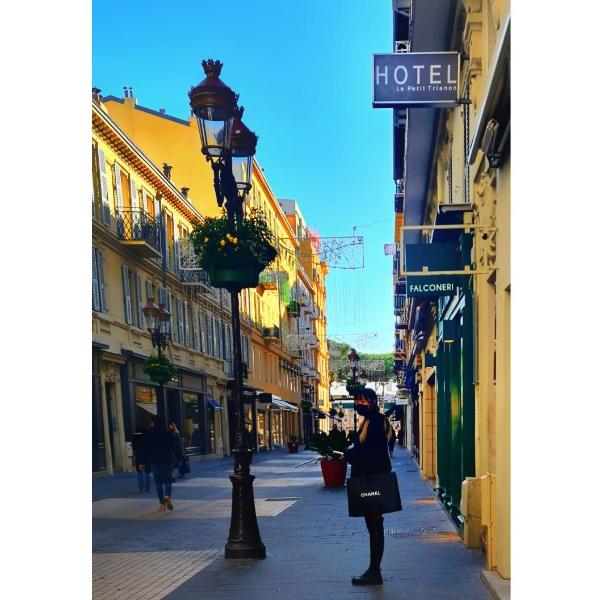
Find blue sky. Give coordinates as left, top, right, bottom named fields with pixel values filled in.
left=92, top=0, right=395, bottom=353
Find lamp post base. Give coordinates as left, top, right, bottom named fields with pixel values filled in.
left=224, top=448, right=266, bottom=560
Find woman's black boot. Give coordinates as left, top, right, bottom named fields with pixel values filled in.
left=352, top=517, right=384, bottom=585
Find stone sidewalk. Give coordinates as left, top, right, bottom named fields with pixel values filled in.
left=93, top=448, right=491, bottom=600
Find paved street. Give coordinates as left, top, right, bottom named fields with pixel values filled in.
left=93, top=448, right=491, bottom=600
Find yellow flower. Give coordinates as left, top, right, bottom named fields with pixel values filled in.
left=232, top=237, right=238, bottom=244
left=204, top=237, right=209, bottom=242
left=220, top=239, right=226, bottom=247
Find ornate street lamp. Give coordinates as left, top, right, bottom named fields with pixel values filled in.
left=189, top=59, right=265, bottom=560
left=143, top=299, right=171, bottom=417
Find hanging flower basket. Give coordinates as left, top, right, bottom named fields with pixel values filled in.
left=346, top=379, right=366, bottom=397
left=190, top=210, right=277, bottom=290
left=143, top=355, right=177, bottom=384
left=329, top=408, right=338, bottom=417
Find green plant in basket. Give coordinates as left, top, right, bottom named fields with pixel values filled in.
left=346, top=378, right=366, bottom=396
left=143, top=355, right=177, bottom=383
left=189, top=209, right=278, bottom=288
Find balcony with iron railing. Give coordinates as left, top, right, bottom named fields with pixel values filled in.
left=116, top=209, right=162, bottom=258
left=262, top=325, right=280, bottom=341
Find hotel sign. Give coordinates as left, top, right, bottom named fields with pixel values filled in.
left=373, top=52, right=460, bottom=107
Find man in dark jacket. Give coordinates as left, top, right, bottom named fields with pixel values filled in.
left=344, top=388, right=392, bottom=586
left=143, top=415, right=183, bottom=511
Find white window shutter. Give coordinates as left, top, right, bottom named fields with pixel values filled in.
left=114, top=163, right=124, bottom=211
left=174, top=224, right=180, bottom=276
left=98, top=147, right=111, bottom=225
left=146, top=279, right=153, bottom=301
left=200, top=312, right=206, bottom=353
left=135, top=272, right=144, bottom=328
left=130, top=176, right=138, bottom=210
left=96, top=248, right=108, bottom=312
left=166, top=292, right=173, bottom=339
left=121, top=265, right=133, bottom=325
left=191, top=308, right=198, bottom=350
left=183, top=300, right=190, bottom=346
left=177, top=298, right=184, bottom=342
left=92, top=248, right=100, bottom=311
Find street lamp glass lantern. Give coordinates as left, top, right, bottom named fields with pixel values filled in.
left=230, top=106, right=257, bottom=194
left=143, top=299, right=160, bottom=332
left=158, top=304, right=171, bottom=336
left=189, top=59, right=238, bottom=159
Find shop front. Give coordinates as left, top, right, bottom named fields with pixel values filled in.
left=121, top=352, right=219, bottom=461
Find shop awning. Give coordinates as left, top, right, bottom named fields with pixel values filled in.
left=136, top=402, right=157, bottom=415
left=271, top=398, right=299, bottom=412
left=207, top=398, right=223, bottom=410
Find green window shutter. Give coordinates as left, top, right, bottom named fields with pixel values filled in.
left=98, top=147, right=111, bottom=225
left=92, top=248, right=100, bottom=311
left=96, top=248, right=108, bottom=312
left=121, top=265, right=133, bottom=325
left=135, top=272, right=144, bottom=328
left=114, top=163, right=124, bottom=211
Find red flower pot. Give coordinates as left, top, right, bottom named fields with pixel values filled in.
left=288, top=442, right=300, bottom=453
left=320, top=459, right=347, bottom=487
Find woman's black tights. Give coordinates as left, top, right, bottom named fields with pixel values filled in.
left=364, top=515, right=384, bottom=573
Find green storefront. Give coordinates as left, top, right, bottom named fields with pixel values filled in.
left=406, top=233, right=475, bottom=526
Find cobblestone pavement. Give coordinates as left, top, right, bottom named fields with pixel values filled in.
left=93, top=448, right=491, bottom=600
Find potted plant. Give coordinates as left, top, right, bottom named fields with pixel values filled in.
left=287, top=435, right=301, bottom=453
left=287, top=300, right=300, bottom=317
left=190, top=209, right=277, bottom=289
left=305, top=429, right=352, bottom=487
left=143, top=354, right=177, bottom=383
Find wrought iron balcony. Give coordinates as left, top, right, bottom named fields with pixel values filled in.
left=180, top=268, right=211, bottom=288
left=262, top=325, right=280, bottom=341
left=258, top=270, right=278, bottom=290
left=116, top=209, right=161, bottom=258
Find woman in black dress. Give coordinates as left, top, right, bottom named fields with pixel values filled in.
left=344, top=387, right=394, bottom=586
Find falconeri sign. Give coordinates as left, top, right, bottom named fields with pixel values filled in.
left=372, top=52, right=460, bottom=107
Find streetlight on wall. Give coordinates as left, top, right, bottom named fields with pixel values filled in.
left=189, top=59, right=265, bottom=560
left=143, top=299, right=171, bottom=417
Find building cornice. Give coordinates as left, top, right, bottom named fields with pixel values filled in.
left=92, top=102, right=203, bottom=224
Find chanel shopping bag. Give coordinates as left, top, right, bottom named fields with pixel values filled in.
left=346, top=472, right=402, bottom=517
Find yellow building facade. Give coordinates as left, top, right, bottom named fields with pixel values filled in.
left=393, top=0, right=510, bottom=583
left=93, top=88, right=329, bottom=472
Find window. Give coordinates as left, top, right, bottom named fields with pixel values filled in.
left=144, top=190, right=154, bottom=217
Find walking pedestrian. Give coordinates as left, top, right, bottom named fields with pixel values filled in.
left=132, top=426, right=151, bottom=492
left=395, top=423, right=402, bottom=447
left=388, top=424, right=396, bottom=457
left=344, top=387, right=394, bottom=586
left=168, top=422, right=187, bottom=479
left=144, top=415, right=184, bottom=512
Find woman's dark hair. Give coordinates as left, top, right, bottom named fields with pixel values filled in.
left=151, top=415, right=166, bottom=429
left=134, top=426, right=146, bottom=434
left=357, top=387, right=378, bottom=407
